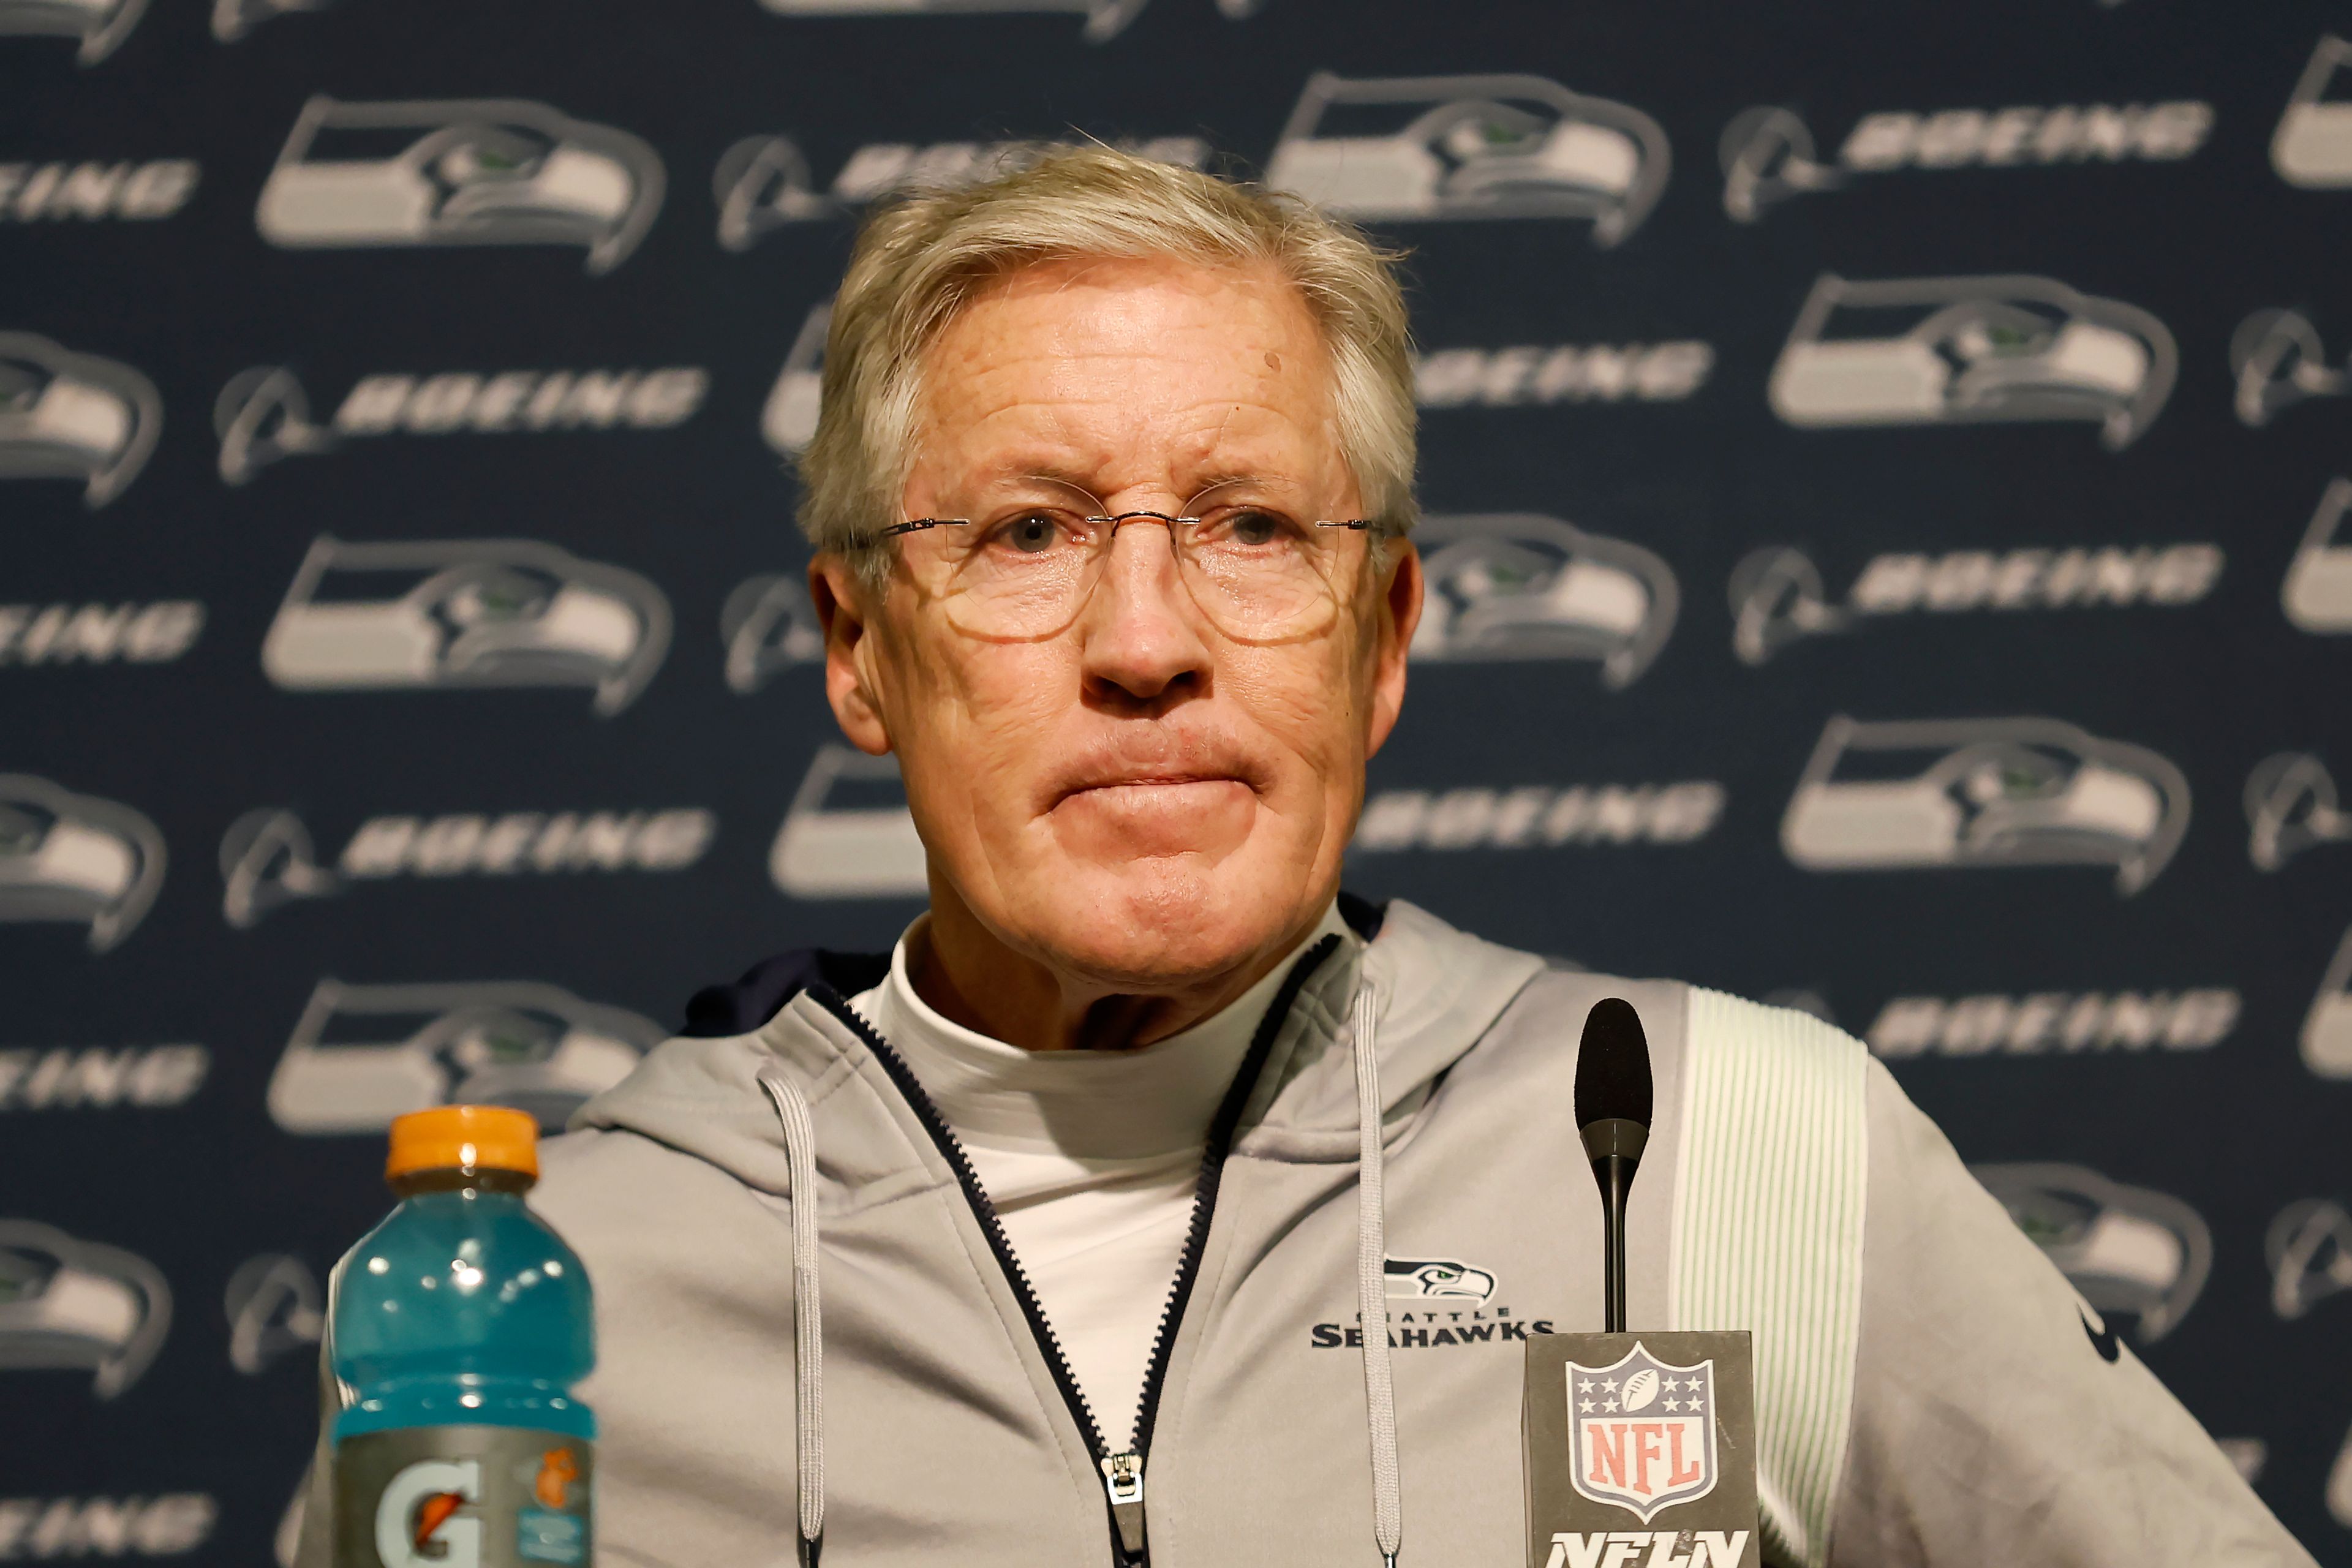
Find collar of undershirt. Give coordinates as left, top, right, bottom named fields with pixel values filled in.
left=856, top=900, right=1355, bottom=1160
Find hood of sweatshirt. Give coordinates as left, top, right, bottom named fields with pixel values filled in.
left=567, top=897, right=1548, bottom=1191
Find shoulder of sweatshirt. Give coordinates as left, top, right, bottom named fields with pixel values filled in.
left=529, top=1123, right=789, bottom=1260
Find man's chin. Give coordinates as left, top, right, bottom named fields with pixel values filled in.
left=1007, top=853, right=1314, bottom=992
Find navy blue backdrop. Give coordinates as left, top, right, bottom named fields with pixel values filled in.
left=4, top=0, right=2350, bottom=1560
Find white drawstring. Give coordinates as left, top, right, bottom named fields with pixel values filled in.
left=1350, top=980, right=1403, bottom=1568
left=758, top=1071, right=825, bottom=1566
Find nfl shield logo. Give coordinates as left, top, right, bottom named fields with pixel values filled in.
left=1564, top=1340, right=1719, bottom=1523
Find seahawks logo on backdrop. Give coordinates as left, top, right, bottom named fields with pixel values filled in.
left=1, top=0, right=146, bottom=64
left=1973, top=1163, right=2211, bottom=1342
left=2274, top=34, right=2352, bottom=189
left=1384, top=1256, right=1497, bottom=1302
left=0, top=1219, right=172, bottom=1398
left=0, top=331, right=164, bottom=508
left=255, top=96, right=665, bottom=275
left=1768, top=272, right=2176, bottom=451
left=1265, top=70, right=1671, bottom=246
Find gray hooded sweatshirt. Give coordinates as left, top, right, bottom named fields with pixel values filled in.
left=294, top=899, right=2313, bottom=1568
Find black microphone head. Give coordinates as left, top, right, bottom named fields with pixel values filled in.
left=1575, top=997, right=1653, bottom=1130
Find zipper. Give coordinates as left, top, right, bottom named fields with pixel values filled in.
left=1100, top=1450, right=1145, bottom=1561
left=806, top=932, right=1340, bottom=1567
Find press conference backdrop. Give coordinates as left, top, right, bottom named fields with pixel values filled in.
left=5, top=0, right=2351, bottom=1558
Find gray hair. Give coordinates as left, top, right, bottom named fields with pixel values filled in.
left=795, top=145, right=1418, bottom=586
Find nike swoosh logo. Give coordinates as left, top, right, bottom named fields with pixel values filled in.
left=2081, top=1309, right=2121, bottom=1363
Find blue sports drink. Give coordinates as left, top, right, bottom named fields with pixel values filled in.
left=331, top=1105, right=596, bottom=1568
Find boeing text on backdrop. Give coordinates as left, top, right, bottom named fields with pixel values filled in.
left=289, top=148, right=2314, bottom=1568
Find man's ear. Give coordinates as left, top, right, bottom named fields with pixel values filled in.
left=809, top=554, right=892, bottom=756
left=1365, top=539, right=1422, bottom=760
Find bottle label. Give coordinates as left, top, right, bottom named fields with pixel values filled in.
left=334, top=1427, right=593, bottom=1568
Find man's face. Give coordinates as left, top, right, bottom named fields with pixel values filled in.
left=816, top=255, right=1420, bottom=993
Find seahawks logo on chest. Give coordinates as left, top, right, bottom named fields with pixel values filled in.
left=1310, top=1254, right=1556, bottom=1348
left=1384, top=1256, right=1496, bottom=1301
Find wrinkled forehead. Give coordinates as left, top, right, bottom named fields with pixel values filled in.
left=910, top=254, right=1347, bottom=502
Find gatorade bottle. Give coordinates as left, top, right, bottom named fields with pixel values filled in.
left=330, top=1105, right=595, bottom=1568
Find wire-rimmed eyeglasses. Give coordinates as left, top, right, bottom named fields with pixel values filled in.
left=876, top=504, right=1374, bottom=643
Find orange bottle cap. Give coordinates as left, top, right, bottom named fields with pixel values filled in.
left=386, top=1104, right=540, bottom=1182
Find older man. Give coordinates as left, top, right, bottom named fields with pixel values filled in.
left=299, top=149, right=2309, bottom=1568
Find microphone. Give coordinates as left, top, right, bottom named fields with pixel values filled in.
left=1523, top=997, right=1759, bottom=1566
left=1574, top=998, right=1652, bottom=1333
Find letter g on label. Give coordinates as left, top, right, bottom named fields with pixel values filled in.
left=376, top=1460, right=482, bottom=1568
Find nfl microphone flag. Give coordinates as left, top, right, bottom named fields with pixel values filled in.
left=1532, top=1001, right=1760, bottom=1567
left=1523, top=1330, right=1760, bottom=1568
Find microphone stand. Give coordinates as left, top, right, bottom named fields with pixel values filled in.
left=1578, top=1117, right=1648, bottom=1333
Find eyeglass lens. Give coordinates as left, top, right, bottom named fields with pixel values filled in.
left=899, top=505, right=1363, bottom=643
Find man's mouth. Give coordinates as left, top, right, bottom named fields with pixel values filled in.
left=1057, top=774, right=1257, bottom=816
left=1062, top=769, right=1245, bottom=798
left=1048, top=744, right=1269, bottom=812
left=1049, top=774, right=1259, bottom=856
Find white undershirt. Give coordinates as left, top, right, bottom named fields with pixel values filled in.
left=850, top=903, right=1352, bottom=1452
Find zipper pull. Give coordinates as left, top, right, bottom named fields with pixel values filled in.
left=1100, top=1450, right=1147, bottom=1563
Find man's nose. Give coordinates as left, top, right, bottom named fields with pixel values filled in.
left=1077, top=518, right=1212, bottom=704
